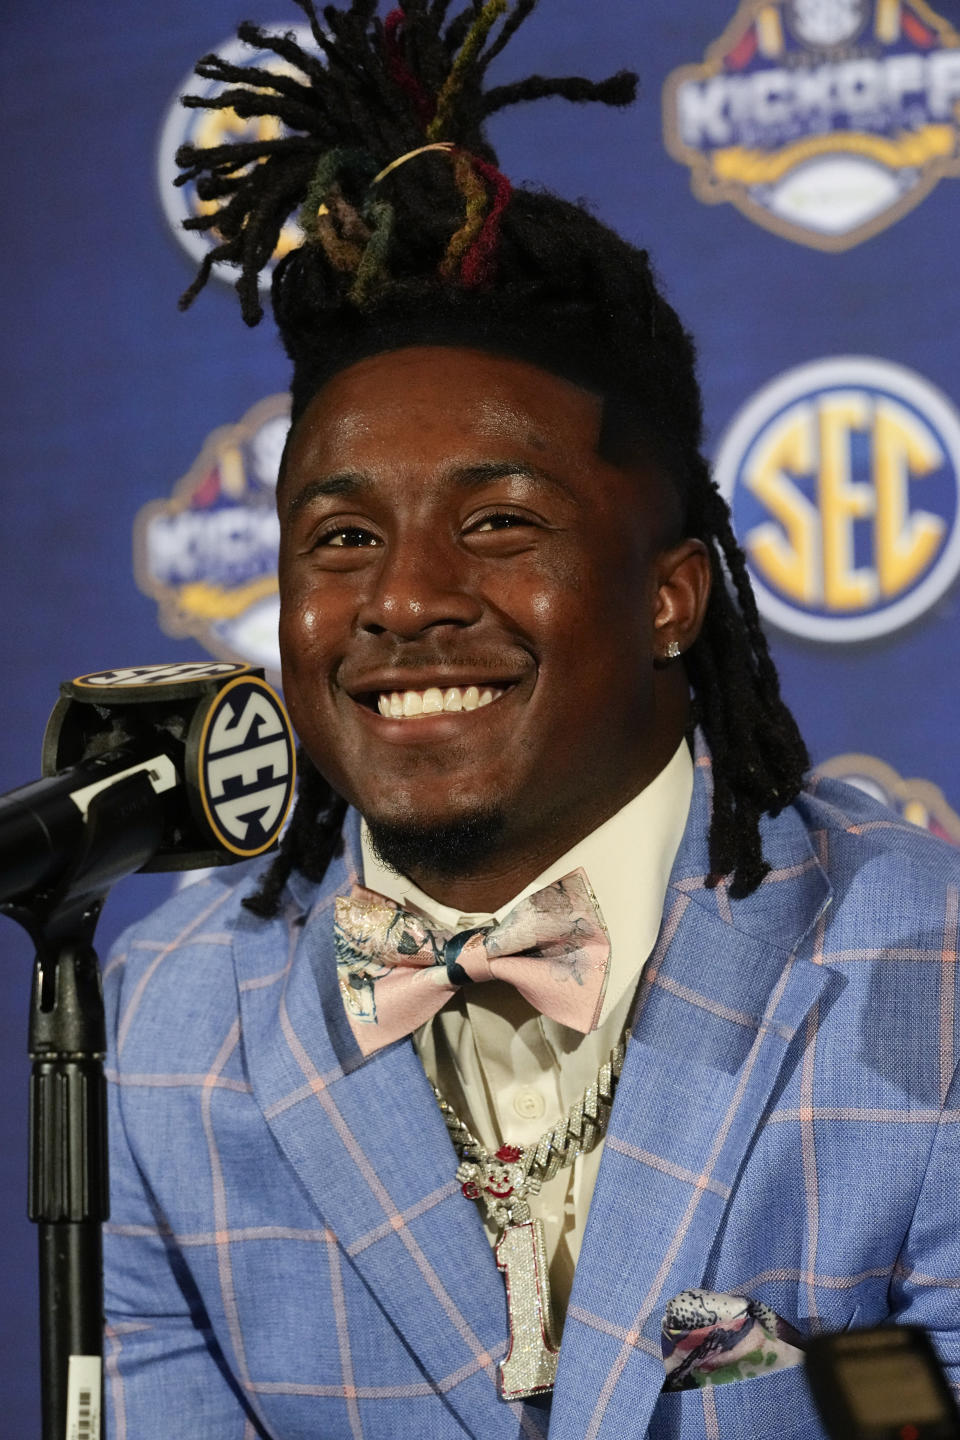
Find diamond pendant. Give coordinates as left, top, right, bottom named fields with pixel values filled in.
left=456, top=1145, right=559, bottom=1399
left=437, top=1033, right=627, bottom=1404
left=496, top=1218, right=560, bottom=1399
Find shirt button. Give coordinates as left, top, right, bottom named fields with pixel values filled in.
left=513, top=1089, right=546, bottom=1120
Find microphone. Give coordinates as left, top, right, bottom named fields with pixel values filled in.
left=0, top=661, right=297, bottom=912
left=805, top=1325, right=960, bottom=1438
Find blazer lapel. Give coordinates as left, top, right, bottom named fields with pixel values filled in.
left=233, top=815, right=526, bottom=1437
left=550, top=755, right=835, bottom=1440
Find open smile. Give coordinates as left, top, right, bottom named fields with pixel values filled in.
left=343, top=667, right=524, bottom=724
left=373, top=684, right=507, bottom=719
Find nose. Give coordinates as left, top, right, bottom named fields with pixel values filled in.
left=356, top=531, right=484, bottom=638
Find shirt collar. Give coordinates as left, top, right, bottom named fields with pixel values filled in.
left=360, top=738, right=693, bottom=1026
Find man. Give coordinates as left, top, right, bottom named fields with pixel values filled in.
left=104, top=4, right=960, bottom=1436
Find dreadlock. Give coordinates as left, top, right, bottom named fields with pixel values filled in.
left=175, top=0, right=808, bottom=915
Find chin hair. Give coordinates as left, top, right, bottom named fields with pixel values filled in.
left=366, top=807, right=506, bottom=882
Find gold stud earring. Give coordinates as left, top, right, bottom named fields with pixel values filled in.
left=664, top=640, right=681, bottom=660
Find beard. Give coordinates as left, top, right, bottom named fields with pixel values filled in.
left=366, top=805, right=506, bottom=883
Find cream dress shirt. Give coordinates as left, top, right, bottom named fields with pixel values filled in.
left=361, top=739, right=693, bottom=1324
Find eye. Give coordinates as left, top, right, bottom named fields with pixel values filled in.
left=471, top=513, right=524, bottom=531
left=466, top=510, right=537, bottom=534
left=462, top=508, right=547, bottom=553
left=315, top=525, right=381, bottom=548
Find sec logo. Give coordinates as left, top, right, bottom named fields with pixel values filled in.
left=157, top=25, right=320, bottom=282
left=73, top=662, right=245, bottom=690
left=189, top=674, right=296, bottom=857
left=714, top=357, right=960, bottom=641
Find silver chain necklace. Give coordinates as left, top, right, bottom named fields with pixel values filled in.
left=431, top=1032, right=629, bottom=1401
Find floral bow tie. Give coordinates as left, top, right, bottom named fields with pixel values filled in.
left=333, top=868, right=610, bottom=1056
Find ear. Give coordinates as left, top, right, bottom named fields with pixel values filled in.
left=652, top=539, right=711, bottom=663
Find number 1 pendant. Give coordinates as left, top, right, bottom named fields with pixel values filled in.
left=495, top=1217, right=560, bottom=1400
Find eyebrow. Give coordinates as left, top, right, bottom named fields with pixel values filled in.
left=284, top=459, right=575, bottom=517
left=285, top=473, right=368, bottom=517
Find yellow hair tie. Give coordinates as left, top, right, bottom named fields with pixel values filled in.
left=312, top=144, right=454, bottom=224
left=372, top=142, right=455, bottom=187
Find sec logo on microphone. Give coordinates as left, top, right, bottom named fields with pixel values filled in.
left=714, top=356, right=960, bottom=641
left=189, top=675, right=296, bottom=857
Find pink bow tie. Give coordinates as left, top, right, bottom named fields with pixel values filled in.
left=334, top=868, right=610, bottom=1056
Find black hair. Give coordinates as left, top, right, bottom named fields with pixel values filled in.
left=176, top=0, right=808, bottom=913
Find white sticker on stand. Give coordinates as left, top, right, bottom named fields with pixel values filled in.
left=66, top=1355, right=101, bottom=1440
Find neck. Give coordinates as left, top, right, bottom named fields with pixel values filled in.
left=405, top=846, right=574, bottom=915
left=399, top=749, right=686, bottom=914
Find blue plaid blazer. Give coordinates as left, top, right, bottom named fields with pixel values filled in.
left=103, top=750, right=960, bottom=1439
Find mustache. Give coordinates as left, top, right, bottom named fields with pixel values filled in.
left=338, top=645, right=529, bottom=681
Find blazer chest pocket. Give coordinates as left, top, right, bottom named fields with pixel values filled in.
left=647, top=1364, right=824, bottom=1440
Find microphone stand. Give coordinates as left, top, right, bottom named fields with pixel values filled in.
left=2, top=768, right=167, bottom=1440
left=0, top=659, right=296, bottom=1439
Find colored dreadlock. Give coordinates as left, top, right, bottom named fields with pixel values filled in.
left=176, top=0, right=808, bottom=915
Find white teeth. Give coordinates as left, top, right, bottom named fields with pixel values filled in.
left=374, top=684, right=504, bottom=718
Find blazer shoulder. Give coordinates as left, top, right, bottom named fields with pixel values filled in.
left=102, top=860, right=274, bottom=1063
left=107, top=859, right=262, bottom=956
left=796, top=773, right=960, bottom=923
left=102, top=841, right=357, bottom=1068
left=801, top=772, right=959, bottom=868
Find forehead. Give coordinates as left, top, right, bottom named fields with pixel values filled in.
left=281, top=346, right=610, bottom=478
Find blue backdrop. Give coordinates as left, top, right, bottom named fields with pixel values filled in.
left=3, top=2, right=959, bottom=1429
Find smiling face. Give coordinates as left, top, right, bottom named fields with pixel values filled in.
left=278, top=346, right=709, bottom=909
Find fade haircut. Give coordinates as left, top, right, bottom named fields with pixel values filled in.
left=175, top=0, right=808, bottom=913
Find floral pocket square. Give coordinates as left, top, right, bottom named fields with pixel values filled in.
left=662, top=1288, right=807, bottom=1391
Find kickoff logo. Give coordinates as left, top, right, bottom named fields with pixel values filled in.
left=663, top=0, right=960, bottom=250
left=135, top=396, right=289, bottom=674
left=714, top=356, right=960, bottom=641
left=157, top=24, right=319, bottom=282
